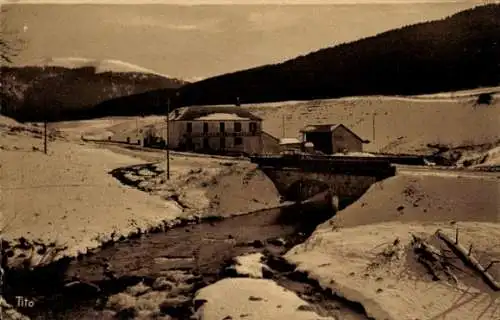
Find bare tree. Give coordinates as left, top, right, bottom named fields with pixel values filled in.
left=0, top=7, right=24, bottom=65
left=1, top=7, right=26, bottom=118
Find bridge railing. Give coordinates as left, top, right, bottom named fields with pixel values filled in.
left=250, top=154, right=396, bottom=178
left=250, top=153, right=425, bottom=165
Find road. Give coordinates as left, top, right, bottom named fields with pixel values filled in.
left=396, top=165, right=500, bottom=180
left=85, top=140, right=500, bottom=181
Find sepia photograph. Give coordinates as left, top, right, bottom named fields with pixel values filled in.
left=0, top=0, right=499, bottom=319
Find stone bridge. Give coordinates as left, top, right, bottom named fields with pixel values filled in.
left=250, top=155, right=396, bottom=209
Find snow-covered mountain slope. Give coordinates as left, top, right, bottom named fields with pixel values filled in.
left=24, top=57, right=173, bottom=78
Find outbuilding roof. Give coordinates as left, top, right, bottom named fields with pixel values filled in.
left=300, top=124, right=365, bottom=142
left=300, top=124, right=341, bottom=132
left=279, top=138, right=301, bottom=145
left=169, top=106, right=262, bottom=121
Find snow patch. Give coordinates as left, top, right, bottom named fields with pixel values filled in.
left=194, top=278, right=335, bottom=320
left=23, top=57, right=173, bottom=79
left=232, top=252, right=269, bottom=278
left=279, top=138, right=301, bottom=145
left=194, top=113, right=251, bottom=121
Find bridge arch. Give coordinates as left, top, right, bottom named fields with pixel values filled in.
left=284, top=178, right=331, bottom=202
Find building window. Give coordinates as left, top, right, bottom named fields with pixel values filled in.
left=203, top=138, right=209, bottom=149
left=234, top=122, right=242, bottom=132
left=219, top=122, right=225, bottom=133
left=203, top=122, right=209, bottom=133
left=220, top=137, right=226, bottom=149
left=249, top=122, right=257, bottom=133
left=235, top=137, right=243, bottom=145
left=186, top=122, right=192, bottom=133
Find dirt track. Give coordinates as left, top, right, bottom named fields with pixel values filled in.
left=396, top=165, right=500, bottom=178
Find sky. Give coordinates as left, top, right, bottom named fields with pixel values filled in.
left=2, top=1, right=492, bottom=3
left=1, top=1, right=491, bottom=80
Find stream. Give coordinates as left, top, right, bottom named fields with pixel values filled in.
left=3, top=194, right=371, bottom=320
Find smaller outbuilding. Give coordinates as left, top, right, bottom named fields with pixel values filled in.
left=279, top=137, right=302, bottom=152
left=300, top=124, right=367, bottom=155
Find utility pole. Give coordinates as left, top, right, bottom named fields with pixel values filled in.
left=282, top=115, right=285, bottom=137
left=166, top=97, right=171, bottom=180
left=136, top=117, right=139, bottom=141
left=43, top=120, right=47, bottom=154
left=372, top=112, right=376, bottom=141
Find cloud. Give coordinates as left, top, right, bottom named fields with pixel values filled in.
left=166, top=20, right=222, bottom=32
left=165, top=23, right=199, bottom=30
left=246, top=10, right=301, bottom=31
left=112, top=15, right=221, bottom=32
left=186, top=76, right=205, bottom=82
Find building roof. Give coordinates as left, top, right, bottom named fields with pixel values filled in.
left=195, top=113, right=251, bottom=121
left=262, top=131, right=279, bottom=143
left=300, top=124, right=365, bottom=142
left=300, top=124, right=341, bottom=132
left=279, top=138, right=301, bottom=145
left=169, top=106, right=262, bottom=121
